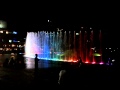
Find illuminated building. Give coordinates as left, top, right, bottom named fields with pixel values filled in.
left=0, top=20, right=25, bottom=54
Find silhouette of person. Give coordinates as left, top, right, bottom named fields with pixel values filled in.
left=35, top=54, right=39, bottom=71
left=9, top=57, right=15, bottom=67
left=58, top=69, right=66, bottom=85
left=34, top=54, right=39, bottom=80
left=58, top=63, right=69, bottom=88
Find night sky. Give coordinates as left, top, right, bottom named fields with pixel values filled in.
left=0, top=2, right=119, bottom=47
left=1, top=11, right=118, bottom=32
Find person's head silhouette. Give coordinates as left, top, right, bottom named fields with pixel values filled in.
left=35, top=54, right=38, bottom=58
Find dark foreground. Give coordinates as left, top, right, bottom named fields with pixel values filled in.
left=0, top=63, right=119, bottom=89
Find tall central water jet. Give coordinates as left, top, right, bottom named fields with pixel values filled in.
left=25, top=30, right=103, bottom=63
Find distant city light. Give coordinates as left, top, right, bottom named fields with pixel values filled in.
left=0, top=31, right=3, bottom=33
left=9, top=40, right=12, bottom=43
left=81, top=27, right=84, bottom=29
left=13, top=31, right=17, bottom=34
left=76, top=33, right=79, bottom=35
left=93, top=53, right=101, bottom=56
left=0, top=20, right=7, bottom=28
left=112, top=59, right=115, bottom=62
left=90, top=27, right=92, bottom=29
left=0, top=24, right=3, bottom=28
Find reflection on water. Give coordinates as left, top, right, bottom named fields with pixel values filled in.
left=24, top=57, right=63, bottom=69
left=0, top=54, right=63, bottom=69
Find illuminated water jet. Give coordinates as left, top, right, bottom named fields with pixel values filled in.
left=24, top=30, right=103, bottom=64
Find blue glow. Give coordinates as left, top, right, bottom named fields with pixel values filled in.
left=25, top=31, right=69, bottom=61
left=13, top=31, right=17, bottom=34
left=24, top=31, right=103, bottom=63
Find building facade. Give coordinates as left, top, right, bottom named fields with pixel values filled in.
left=0, top=20, right=25, bottom=54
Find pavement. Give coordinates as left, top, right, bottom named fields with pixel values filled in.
left=0, top=63, right=119, bottom=89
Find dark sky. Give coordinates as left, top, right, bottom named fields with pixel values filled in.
left=2, top=11, right=118, bottom=32
left=0, top=2, right=119, bottom=46
left=0, top=2, right=118, bottom=28
left=0, top=1, right=119, bottom=48
left=0, top=2, right=119, bottom=31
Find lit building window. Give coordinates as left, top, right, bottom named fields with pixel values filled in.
left=13, top=31, right=17, bottom=34
left=76, top=33, right=79, bottom=35
left=19, top=45, right=21, bottom=47
left=0, top=31, right=3, bottom=33
left=13, top=40, right=17, bottom=42
left=0, top=48, right=3, bottom=50
left=14, top=48, right=17, bottom=50
left=9, top=40, right=12, bottom=43
left=6, top=31, right=9, bottom=34
left=6, top=48, right=10, bottom=51
left=0, top=20, right=7, bottom=28
left=12, top=44, right=15, bottom=47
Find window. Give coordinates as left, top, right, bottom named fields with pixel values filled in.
left=6, top=31, right=9, bottom=34
left=9, top=40, right=12, bottom=43
left=0, top=31, right=3, bottom=33
left=13, top=31, right=17, bottom=34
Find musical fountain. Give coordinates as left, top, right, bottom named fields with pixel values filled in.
left=24, top=30, right=103, bottom=64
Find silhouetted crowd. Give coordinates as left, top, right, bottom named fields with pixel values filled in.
left=3, top=55, right=25, bottom=68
